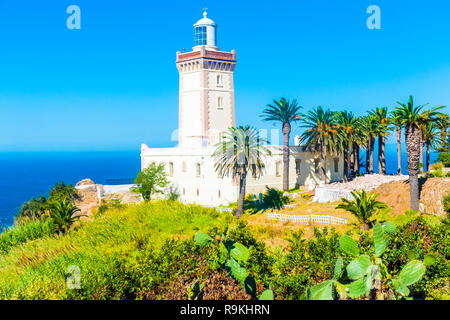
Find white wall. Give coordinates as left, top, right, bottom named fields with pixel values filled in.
left=141, top=144, right=344, bottom=206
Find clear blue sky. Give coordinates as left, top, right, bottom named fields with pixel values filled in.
left=0, top=0, right=449, bottom=151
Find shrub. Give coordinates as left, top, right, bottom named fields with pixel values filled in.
left=16, top=196, right=48, bottom=223
left=48, top=181, right=79, bottom=203
left=437, top=152, right=450, bottom=167
left=244, top=187, right=290, bottom=213
left=131, top=163, right=169, bottom=201
left=336, top=190, right=388, bottom=230
left=49, top=198, right=84, bottom=234
left=0, top=219, right=55, bottom=254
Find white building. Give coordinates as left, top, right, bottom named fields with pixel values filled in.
left=141, top=11, right=343, bottom=206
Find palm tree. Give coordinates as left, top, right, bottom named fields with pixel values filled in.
left=49, top=198, right=83, bottom=234
left=261, top=98, right=302, bottom=191
left=300, top=106, right=339, bottom=183
left=350, top=117, right=366, bottom=177
left=369, top=107, right=391, bottom=174
left=436, top=112, right=449, bottom=152
left=391, top=109, right=403, bottom=175
left=336, top=190, right=388, bottom=230
left=422, top=122, right=441, bottom=172
left=361, top=115, right=378, bottom=174
left=336, top=111, right=358, bottom=181
left=395, top=96, right=443, bottom=210
left=213, top=126, right=271, bottom=218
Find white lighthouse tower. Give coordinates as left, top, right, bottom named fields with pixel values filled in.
left=176, top=10, right=236, bottom=148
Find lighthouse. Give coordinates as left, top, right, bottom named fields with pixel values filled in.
left=176, top=10, right=236, bottom=148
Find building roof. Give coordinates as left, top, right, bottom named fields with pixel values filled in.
left=193, top=11, right=216, bottom=27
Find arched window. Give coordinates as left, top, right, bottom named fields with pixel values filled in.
left=168, top=162, right=174, bottom=177
left=182, top=161, right=187, bottom=172
left=196, top=163, right=201, bottom=177
left=334, top=158, right=339, bottom=173
left=295, top=159, right=302, bottom=175
left=275, top=160, right=282, bottom=177
left=314, top=159, right=320, bottom=174
left=216, top=74, right=223, bottom=86
left=217, top=96, right=223, bottom=109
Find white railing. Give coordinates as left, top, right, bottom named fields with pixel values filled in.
left=215, top=207, right=233, bottom=213
left=267, top=212, right=347, bottom=225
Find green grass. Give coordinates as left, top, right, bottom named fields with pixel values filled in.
left=0, top=200, right=236, bottom=299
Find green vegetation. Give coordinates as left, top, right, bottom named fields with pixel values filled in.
left=307, top=222, right=431, bottom=300
left=261, top=97, right=302, bottom=191
left=437, top=152, right=450, bottom=167
left=49, top=198, right=84, bottom=234
left=336, top=190, right=388, bottom=230
left=244, top=187, right=290, bottom=213
left=0, top=198, right=448, bottom=300
left=16, top=181, right=78, bottom=223
left=131, top=163, right=169, bottom=201
left=213, top=126, right=271, bottom=217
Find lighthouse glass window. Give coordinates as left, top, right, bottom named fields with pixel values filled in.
left=194, top=26, right=207, bottom=46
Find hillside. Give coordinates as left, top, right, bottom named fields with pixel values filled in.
left=0, top=197, right=449, bottom=300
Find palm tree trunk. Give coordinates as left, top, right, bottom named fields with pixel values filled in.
left=396, top=125, right=402, bottom=175
left=346, top=142, right=352, bottom=180
left=426, top=141, right=431, bottom=172
left=236, top=171, right=247, bottom=218
left=378, top=135, right=386, bottom=174
left=354, top=143, right=360, bottom=176
left=282, top=122, right=291, bottom=192
left=366, top=139, right=370, bottom=175
left=321, top=142, right=327, bottom=183
left=441, top=128, right=447, bottom=152
left=419, top=132, right=424, bottom=173
left=405, top=124, right=421, bottom=211
left=369, top=137, right=375, bottom=174
left=350, top=145, right=355, bottom=178
left=343, top=146, right=348, bottom=182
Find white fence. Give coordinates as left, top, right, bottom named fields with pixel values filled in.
left=267, top=212, right=347, bottom=225
left=215, top=207, right=233, bottom=213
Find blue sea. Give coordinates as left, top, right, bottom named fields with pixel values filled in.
left=0, top=151, right=140, bottom=227
left=0, top=146, right=438, bottom=227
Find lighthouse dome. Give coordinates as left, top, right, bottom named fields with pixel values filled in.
left=194, top=11, right=216, bottom=27
left=193, top=10, right=218, bottom=50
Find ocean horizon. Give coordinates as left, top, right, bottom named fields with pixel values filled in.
left=0, top=145, right=439, bottom=227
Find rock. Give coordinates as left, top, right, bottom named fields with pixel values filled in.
left=76, top=178, right=95, bottom=187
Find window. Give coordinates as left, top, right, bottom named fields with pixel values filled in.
left=168, top=162, right=174, bottom=177
left=275, top=161, right=282, bottom=177
left=218, top=190, right=221, bottom=198
left=295, top=159, right=302, bottom=175
left=197, top=188, right=200, bottom=196
left=334, top=158, right=339, bottom=173
left=182, top=161, right=187, bottom=172
left=196, top=163, right=201, bottom=177
left=217, top=96, right=223, bottom=109
left=194, top=26, right=207, bottom=46
left=216, top=74, right=223, bottom=86
left=183, top=188, right=185, bottom=196
left=314, top=159, right=320, bottom=174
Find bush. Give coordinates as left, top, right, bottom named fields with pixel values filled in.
left=48, top=181, right=79, bottom=203
left=16, top=196, right=48, bottom=223
left=244, top=187, right=290, bottom=213
left=0, top=219, right=55, bottom=254
left=437, top=152, right=450, bottom=167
